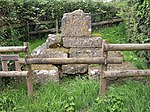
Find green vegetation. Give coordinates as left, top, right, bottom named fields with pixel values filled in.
left=30, top=37, right=47, bottom=51
left=94, top=24, right=148, bottom=69
left=91, top=80, right=150, bottom=112
left=1, top=0, right=150, bottom=110
left=118, top=0, right=150, bottom=66
left=0, top=78, right=99, bottom=111
left=1, top=23, right=149, bottom=112
left=0, top=78, right=150, bottom=111
left=0, top=0, right=118, bottom=46
left=93, top=23, right=126, bottom=44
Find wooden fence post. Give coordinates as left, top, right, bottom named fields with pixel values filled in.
left=24, top=42, right=33, bottom=96
left=100, top=40, right=108, bottom=96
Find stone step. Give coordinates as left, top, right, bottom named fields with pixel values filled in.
left=45, top=48, right=68, bottom=58
left=32, top=64, right=59, bottom=84
left=62, top=64, right=88, bottom=75
left=69, top=48, right=102, bottom=58
left=63, top=36, right=102, bottom=48
left=46, top=34, right=62, bottom=48
left=88, top=66, right=101, bottom=80
left=32, top=47, right=68, bottom=58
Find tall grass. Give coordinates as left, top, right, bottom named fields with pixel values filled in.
left=90, top=80, right=150, bottom=112
left=94, top=23, right=148, bottom=69
left=0, top=78, right=99, bottom=111
left=0, top=78, right=150, bottom=111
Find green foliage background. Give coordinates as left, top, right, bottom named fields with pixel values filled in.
left=0, top=0, right=118, bottom=46
left=119, top=0, right=150, bottom=65
left=0, top=0, right=117, bottom=24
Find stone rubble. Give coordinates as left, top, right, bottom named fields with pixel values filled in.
left=31, top=43, right=47, bottom=58
left=88, top=66, right=101, bottom=80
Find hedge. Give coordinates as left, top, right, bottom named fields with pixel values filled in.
left=0, top=0, right=118, bottom=46
left=0, top=0, right=118, bottom=24
left=119, top=0, right=150, bottom=65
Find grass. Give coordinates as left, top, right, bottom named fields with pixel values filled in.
left=94, top=24, right=148, bottom=69
left=0, top=78, right=150, bottom=112
left=30, top=37, right=47, bottom=52
left=0, top=78, right=99, bottom=111
left=93, top=24, right=127, bottom=44
left=90, top=80, right=150, bottom=112
left=1, top=24, right=150, bottom=112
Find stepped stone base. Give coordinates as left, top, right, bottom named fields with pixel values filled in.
left=88, top=66, right=101, bottom=80
left=45, top=48, right=68, bottom=58
left=32, top=48, right=68, bottom=58
left=31, top=43, right=47, bottom=58
left=69, top=48, right=102, bottom=58
left=62, top=64, right=88, bottom=74
left=63, top=37, right=102, bottom=48
left=32, top=64, right=59, bottom=84
left=46, top=34, right=62, bottom=48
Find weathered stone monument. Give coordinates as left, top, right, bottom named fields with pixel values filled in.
left=61, top=10, right=91, bottom=37
left=32, top=10, right=102, bottom=83
left=61, top=10, right=102, bottom=77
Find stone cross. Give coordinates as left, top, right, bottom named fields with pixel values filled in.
left=61, top=10, right=91, bottom=37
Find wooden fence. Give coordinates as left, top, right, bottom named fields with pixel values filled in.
left=100, top=40, right=150, bottom=96
left=0, top=20, right=57, bottom=39
left=0, top=42, right=33, bottom=96
left=0, top=19, right=122, bottom=39
left=1, top=40, right=149, bottom=96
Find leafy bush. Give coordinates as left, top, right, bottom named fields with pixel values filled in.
left=0, top=0, right=118, bottom=24
left=119, top=0, right=150, bottom=65
left=0, top=0, right=118, bottom=46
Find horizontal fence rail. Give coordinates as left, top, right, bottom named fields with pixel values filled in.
left=0, top=71, right=28, bottom=77
left=0, top=42, right=33, bottom=96
left=19, top=57, right=123, bottom=65
left=0, top=46, right=27, bottom=53
left=105, top=44, right=150, bottom=51
left=103, top=70, right=150, bottom=78
left=92, top=19, right=122, bottom=26
left=0, top=54, right=19, bottom=61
